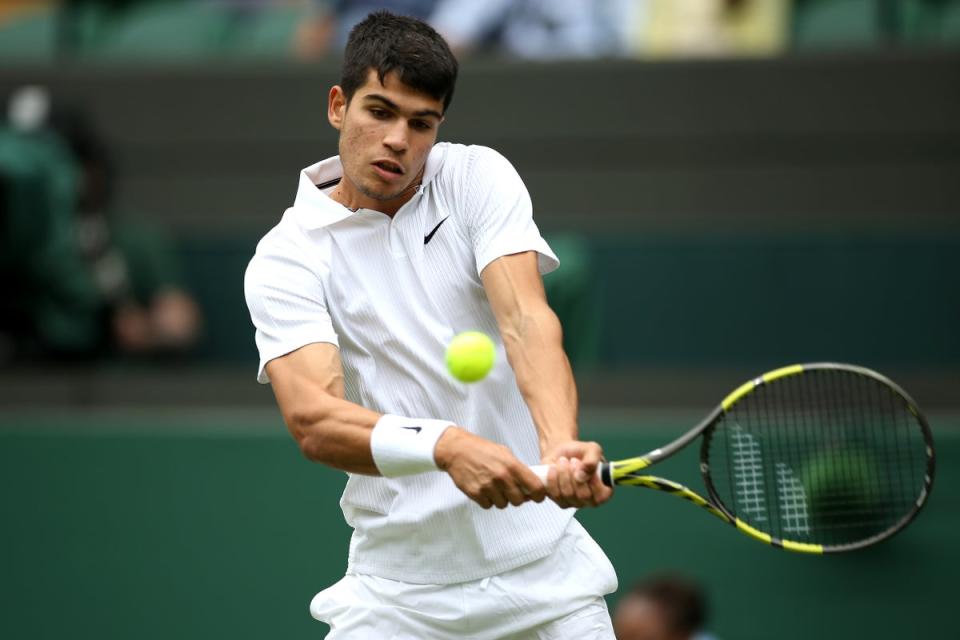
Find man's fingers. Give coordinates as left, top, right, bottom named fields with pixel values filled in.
left=546, top=464, right=561, bottom=504
left=475, top=494, right=494, bottom=509
left=545, top=464, right=574, bottom=509
left=555, top=457, right=584, bottom=508
left=573, top=467, right=589, bottom=483
left=570, top=460, right=594, bottom=502
left=574, top=443, right=603, bottom=481
left=503, top=484, right=527, bottom=507
left=489, top=488, right=509, bottom=509
left=515, top=466, right=546, bottom=503
left=592, top=478, right=614, bottom=505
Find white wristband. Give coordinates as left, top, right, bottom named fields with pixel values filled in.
left=370, top=414, right=454, bottom=477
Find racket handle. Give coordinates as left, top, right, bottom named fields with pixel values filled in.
left=530, top=462, right=610, bottom=486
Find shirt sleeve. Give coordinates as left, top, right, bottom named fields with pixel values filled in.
left=244, top=229, right=339, bottom=384
left=458, top=145, right=559, bottom=277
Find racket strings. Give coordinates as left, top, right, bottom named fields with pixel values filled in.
left=706, top=369, right=929, bottom=549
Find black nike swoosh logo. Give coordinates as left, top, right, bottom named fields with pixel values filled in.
left=401, top=426, right=422, bottom=433
left=424, top=217, right=449, bottom=245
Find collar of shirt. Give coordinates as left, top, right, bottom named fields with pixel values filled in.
left=291, top=143, right=447, bottom=230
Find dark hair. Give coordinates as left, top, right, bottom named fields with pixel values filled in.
left=341, top=11, right=458, bottom=113
left=629, top=574, right=707, bottom=635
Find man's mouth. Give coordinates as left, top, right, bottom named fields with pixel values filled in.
left=373, top=160, right=404, bottom=176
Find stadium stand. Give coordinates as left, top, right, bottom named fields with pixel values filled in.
left=2, top=1, right=960, bottom=60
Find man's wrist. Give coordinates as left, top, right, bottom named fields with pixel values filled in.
left=370, top=414, right=454, bottom=477
left=539, top=435, right=580, bottom=458
left=433, top=426, right=466, bottom=471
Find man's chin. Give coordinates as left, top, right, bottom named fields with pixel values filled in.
left=359, top=183, right=409, bottom=202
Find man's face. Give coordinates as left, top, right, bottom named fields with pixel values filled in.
left=327, top=69, right=444, bottom=213
left=613, top=596, right=687, bottom=640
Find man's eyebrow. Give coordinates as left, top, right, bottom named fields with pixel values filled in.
left=364, top=94, right=443, bottom=120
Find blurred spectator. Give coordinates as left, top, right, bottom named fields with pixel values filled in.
left=630, top=0, right=791, bottom=57
left=0, top=110, right=99, bottom=361
left=294, top=0, right=634, bottom=59
left=430, top=0, right=633, bottom=58
left=1, top=86, right=201, bottom=363
left=294, top=0, right=438, bottom=58
left=613, top=574, right=715, bottom=640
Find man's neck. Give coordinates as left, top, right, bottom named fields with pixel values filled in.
left=330, top=167, right=424, bottom=217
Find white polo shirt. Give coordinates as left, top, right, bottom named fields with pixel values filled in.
left=245, top=142, right=574, bottom=584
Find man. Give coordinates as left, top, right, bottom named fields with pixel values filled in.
left=1, top=87, right=201, bottom=362
left=612, top=575, right=710, bottom=640
left=245, top=11, right=616, bottom=638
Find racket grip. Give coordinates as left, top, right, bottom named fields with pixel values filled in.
left=530, top=462, right=610, bottom=485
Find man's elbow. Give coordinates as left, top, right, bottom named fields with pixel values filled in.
left=288, top=410, right=329, bottom=462
left=298, top=432, right=328, bottom=463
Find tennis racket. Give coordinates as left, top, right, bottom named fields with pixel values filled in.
left=532, top=363, right=935, bottom=554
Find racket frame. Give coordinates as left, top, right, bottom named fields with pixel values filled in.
left=600, top=362, right=936, bottom=554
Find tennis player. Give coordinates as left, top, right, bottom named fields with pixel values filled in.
left=245, top=11, right=616, bottom=638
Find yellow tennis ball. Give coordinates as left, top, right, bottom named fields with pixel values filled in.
left=446, top=331, right=496, bottom=383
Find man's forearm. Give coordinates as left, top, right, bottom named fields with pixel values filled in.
left=500, top=305, right=579, bottom=453
left=282, top=393, right=384, bottom=474
left=281, top=389, right=454, bottom=478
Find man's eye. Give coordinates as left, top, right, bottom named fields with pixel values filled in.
left=411, top=120, right=431, bottom=131
left=370, top=108, right=389, bottom=118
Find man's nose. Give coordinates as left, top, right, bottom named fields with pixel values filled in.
left=383, top=120, right=408, bottom=152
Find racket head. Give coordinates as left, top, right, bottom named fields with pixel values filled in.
left=700, top=363, right=935, bottom=553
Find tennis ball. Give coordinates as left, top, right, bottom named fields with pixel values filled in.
left=446, top=331, right=495, bottom=383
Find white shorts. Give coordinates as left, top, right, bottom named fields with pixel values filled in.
left=310, top=518, right=618, bottom=639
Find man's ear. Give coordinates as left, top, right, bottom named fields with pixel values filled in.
left=328, top=85, right=347, bottom=130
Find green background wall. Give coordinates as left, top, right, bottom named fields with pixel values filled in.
left=591, top=232, right=960, bottom=367
left=2, top=411, right=956, bottom=639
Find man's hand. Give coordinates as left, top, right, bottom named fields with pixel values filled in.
left=541, top=441, right=613, bottom=509
left=435, top=427, right=547, bottom=509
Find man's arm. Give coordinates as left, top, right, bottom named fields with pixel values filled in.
left=266, top=342, right=547, bottom=508
left=481, top=251, right=612, bottom=508
left=266, top=342, right=382, bottom=474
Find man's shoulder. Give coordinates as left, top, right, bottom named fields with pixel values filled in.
left=432, top=143, right=521, bottom=196
left=249, top=209, right=322, bottom=269
left=254, top=209, right=299, bottom=249
left=434, top=142, right=512, bottom=172
left=245, top=213, right=331, bottom=299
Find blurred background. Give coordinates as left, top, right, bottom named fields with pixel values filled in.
left=1, top=1, right=958, bottom=638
